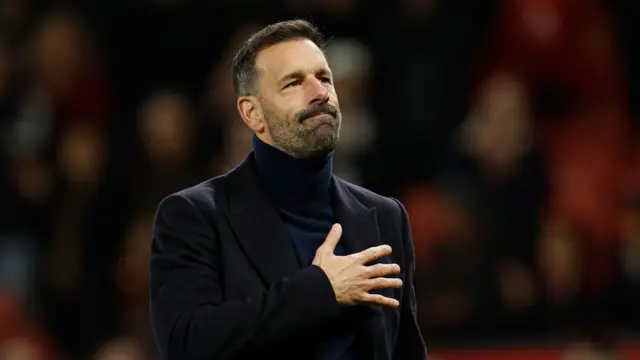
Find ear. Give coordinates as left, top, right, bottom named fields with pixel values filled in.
left=237, top=96, right=266, bottom=133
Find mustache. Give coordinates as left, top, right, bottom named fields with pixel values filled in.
left=295, top=102, right=339, bottom=122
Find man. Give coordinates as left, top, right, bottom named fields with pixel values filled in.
left=149, top=20, right=427, bottom=360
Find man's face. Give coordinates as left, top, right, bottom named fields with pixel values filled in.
left=251, top=39, right=341, bottom=158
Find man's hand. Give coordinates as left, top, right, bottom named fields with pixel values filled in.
left=312, top=223, right=402, bottom=308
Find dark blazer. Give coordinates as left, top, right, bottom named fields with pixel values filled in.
left=149, top=154, right=427, bottom=360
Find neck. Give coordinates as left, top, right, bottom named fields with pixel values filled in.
left=252, top=135, right=333, bottom=208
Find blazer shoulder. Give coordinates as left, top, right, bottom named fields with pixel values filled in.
left=160, top=174, right=230, bottom=214
left=338, top=179, right=404, bottom=216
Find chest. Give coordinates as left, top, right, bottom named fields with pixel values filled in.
left=277, top=207, right=347, bottom=267
left=207, top=208, right=403, bottom=359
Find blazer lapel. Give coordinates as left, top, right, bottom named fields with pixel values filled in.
left=331, top=177, right=387, bottom=360
left=331, top=176, right=382, bottom=259
left=223, top=154, right=301, bottom=286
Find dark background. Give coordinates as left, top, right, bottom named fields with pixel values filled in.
left=0, top=0, right=639, bottom=359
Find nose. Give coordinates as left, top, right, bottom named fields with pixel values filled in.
left=307, top=77, right=330, bottom=105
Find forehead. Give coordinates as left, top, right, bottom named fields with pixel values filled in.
left=255, top=39, right=329, bottom=81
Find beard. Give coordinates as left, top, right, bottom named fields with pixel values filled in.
left=263, top=102, right=341, bottom=159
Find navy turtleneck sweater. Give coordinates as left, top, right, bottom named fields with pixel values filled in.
left=252, top=136, right=357, bottom=360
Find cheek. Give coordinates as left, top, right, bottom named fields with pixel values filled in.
left=271, top=102, right=300, bottom=123
left=287, top=108, right=301, bottom=123
left=329, top=89, right=340, bottom=107
left=267, top=91, right=322, bottom=123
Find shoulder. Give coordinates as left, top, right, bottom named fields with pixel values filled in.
left=336, top=178, right=408, bottom=224
left=336, top=178, right=414, bottom=266
left=156, top=173, right=231, bottom=218
left=157, top=155, right=255, bottom=214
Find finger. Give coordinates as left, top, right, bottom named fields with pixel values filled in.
left=365, top=263, right=401, bottom=278
left=363, top=277, right=403, bottom=290
left=357, top=293, right=399, bottom=308
left=319, top=224, right=342, bottom=254
left=352, top=245, right=392, bottom=264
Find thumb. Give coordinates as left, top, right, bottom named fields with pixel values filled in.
left=320, top=223, right=342, bottom=254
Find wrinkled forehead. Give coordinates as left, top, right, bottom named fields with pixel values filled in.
left=254, top=39, right=330, bottom=85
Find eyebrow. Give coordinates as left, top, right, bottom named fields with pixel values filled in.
left=279, top=68, right=332, bottom=85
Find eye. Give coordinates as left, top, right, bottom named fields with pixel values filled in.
left=320, top=77, right=332, bottom=84
left=284, top=80, right=301, bottom=89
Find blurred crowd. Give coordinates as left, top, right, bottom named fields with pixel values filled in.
left=0, top=0, right=639, bottom=359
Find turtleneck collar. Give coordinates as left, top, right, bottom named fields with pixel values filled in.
left=252, top=135, right=333, bottom=210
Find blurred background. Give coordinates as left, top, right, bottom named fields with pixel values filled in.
left=0, top=0, right=639, bottom=359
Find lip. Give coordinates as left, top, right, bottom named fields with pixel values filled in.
left=303, top=113, right=334, bottom=125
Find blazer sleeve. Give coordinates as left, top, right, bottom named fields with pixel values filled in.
left=391, top=198, right=429, bottom=360
left=149, top=193, right=341, bottom=360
